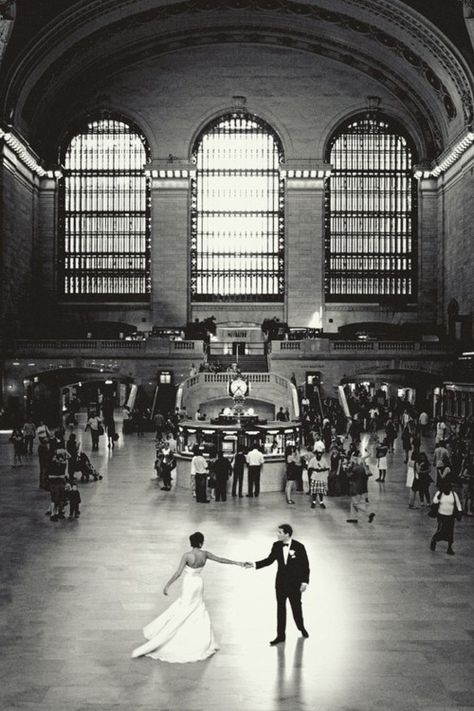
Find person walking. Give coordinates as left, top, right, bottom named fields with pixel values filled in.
left=85, top=411, right=102, bottom=451
left=285, top=446, right=298, bottom=504
left=36, top=421, right=52, bottom=445
left=246, top=444, right=264, bottom=498
left=68, top=483, right=81, bottom=519
left=292, top=444, right=305, bottom=493
left=66, top=433, right=79, bottom=482
left=407, top=451, right=419, bottom=509
left=22, top=418, right=36, bottom=455
left=430, top=480, right=462, bottom=555
left=105, top=416, right=117, bottom=448
left=459, top=452, right=474, bottom=517
left=160, top=446, right=176, bottom=491
left=213, top=451, right=232, bottom=502
left=375, top=438, right=388, bottom=482
left=190, top=445, right=209, bottom=503
left=346, top=453, right=376, bottom=524
left=415, top=451, right=432, bottom=506
left=10, top=428, right=25, bottom=467
left=307, top=450, right=330, bottom=510
left=231, top=448, right=246, bottom=498
left=433, top=441, right=450, bottom=487
left=401, top=423, right=412, bottom=464
left=385, top=417, right=397, bottom=454
left=38, top=439, right=51, bottom=489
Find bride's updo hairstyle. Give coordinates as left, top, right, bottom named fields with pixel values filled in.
left=190, top=532, right=204, bottom=548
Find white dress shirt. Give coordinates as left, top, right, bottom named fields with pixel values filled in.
left=282, top=539, right=292, bottom=565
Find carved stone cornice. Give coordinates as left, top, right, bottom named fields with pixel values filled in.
left=2, top=0, right=471, bottom=158
left=14, top=23, right=441, bottom=159
left=341, top=0, right=473, bottom=123
left=11, top=0, right=469, bottom=121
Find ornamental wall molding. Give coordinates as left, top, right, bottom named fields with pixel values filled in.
left=341, top=0, right=474, bottom=124
left=4, top=0, right=470, bottom=131
left=19, top=23, right=441, bottom=159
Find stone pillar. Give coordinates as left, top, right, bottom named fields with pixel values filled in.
left=150, top=169, right=191, bottom=325
left=38, top=176, right=57, bottom=298
left=285, top=168, right=328, bottom=328
left=416, top=175, right=439, bottom=325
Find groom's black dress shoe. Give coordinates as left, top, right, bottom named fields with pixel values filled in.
left=300, top=628, right=309, bottom=638
left=269, top=637, right=285, bottom=646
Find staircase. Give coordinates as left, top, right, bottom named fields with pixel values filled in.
left=207, top=353, right=268, bottom=373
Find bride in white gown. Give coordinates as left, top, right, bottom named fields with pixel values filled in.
left=131, top=531, right=247, bottom=663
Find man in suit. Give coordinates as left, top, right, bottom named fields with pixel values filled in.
left=249, top=523, right=310, bottom=645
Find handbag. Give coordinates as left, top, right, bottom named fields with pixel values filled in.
left=97, top=424, right=104, bottom=436
left=428, top=501, right=439, bottom=518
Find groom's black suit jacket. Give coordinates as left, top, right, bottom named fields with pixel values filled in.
left=255, top=539, right=310, bottom=590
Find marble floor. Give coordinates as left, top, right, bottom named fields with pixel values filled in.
left=1, top=421, right=474, bottom=711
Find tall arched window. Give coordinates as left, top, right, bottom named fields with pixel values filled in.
left=191, top=112, right=284, bottom=302
left=325, top=113, right=417, bottom=302
left=59, top=116, right=151, bottom=299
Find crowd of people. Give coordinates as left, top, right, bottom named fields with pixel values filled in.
left=8, top=381, right=474, bottom=554
left=9, top=415, right=104, bottom=522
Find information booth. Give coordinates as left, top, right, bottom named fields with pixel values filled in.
left=175, top=419, right=302, bottom=493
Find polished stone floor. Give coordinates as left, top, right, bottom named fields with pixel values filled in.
left=1, top=419, right=474, bottom=711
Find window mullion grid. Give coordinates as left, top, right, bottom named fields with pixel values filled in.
left=192, top=113, right=283, bottom=302
left=325, top=117, right=414, bottom=302
left=62, top=119, right=149, bottom=299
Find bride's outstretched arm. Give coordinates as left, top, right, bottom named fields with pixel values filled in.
left=206, top=550, right=245, bottom=566
left=163, top=554, right=187, bottom=595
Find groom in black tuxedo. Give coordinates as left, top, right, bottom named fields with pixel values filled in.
left=252, top=523, right=310, bottom=645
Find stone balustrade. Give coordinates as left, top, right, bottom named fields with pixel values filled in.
left=13, top=338, right=204, bottom=357
left=271, top=339, right=455, bottom=357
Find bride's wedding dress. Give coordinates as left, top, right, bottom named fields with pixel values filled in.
left=131, top=565, right=218, bottom=663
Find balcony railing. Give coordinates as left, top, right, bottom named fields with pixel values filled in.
left=13, top=338, right=204, bottom=357
left=12, top=337, right=455, bottom=359
left=271, top=339, right=456, bottom=356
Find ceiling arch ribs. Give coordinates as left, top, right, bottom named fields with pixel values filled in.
left=1, top=0, right=471, bottom=163
left=42, top=25, right=440, bottom=161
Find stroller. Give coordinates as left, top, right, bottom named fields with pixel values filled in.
left=77, top=452, right=103, bottom=482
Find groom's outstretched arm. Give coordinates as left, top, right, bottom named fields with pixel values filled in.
left=255, top=542, right=278, bottom=570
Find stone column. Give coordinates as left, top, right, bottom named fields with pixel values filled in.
left=38, top=176, right=57, bottom=298
left=416, top=175, right=439, bottom=325
left=285, top=167, right=329, bottom=328
left=150, top=167, right=191, bottom=325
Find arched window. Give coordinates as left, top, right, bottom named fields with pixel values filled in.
left=191, top=112, right=284, bottom=302
left=59, top=116, right=151, bottom=299
left=325, top=113, right=417, bottom=302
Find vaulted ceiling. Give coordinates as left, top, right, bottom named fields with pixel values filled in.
left=1, top=0, right=473, bottom=163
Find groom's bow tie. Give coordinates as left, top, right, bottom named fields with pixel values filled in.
left=282, top=543, right=289, bottom=547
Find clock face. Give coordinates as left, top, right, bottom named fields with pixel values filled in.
left=230, top=378, right=248, bottom=397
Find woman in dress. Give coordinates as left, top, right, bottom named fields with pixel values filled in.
left=430, top=480, right=462, bottom=555
left=131, top=532, right=246, bottom=662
